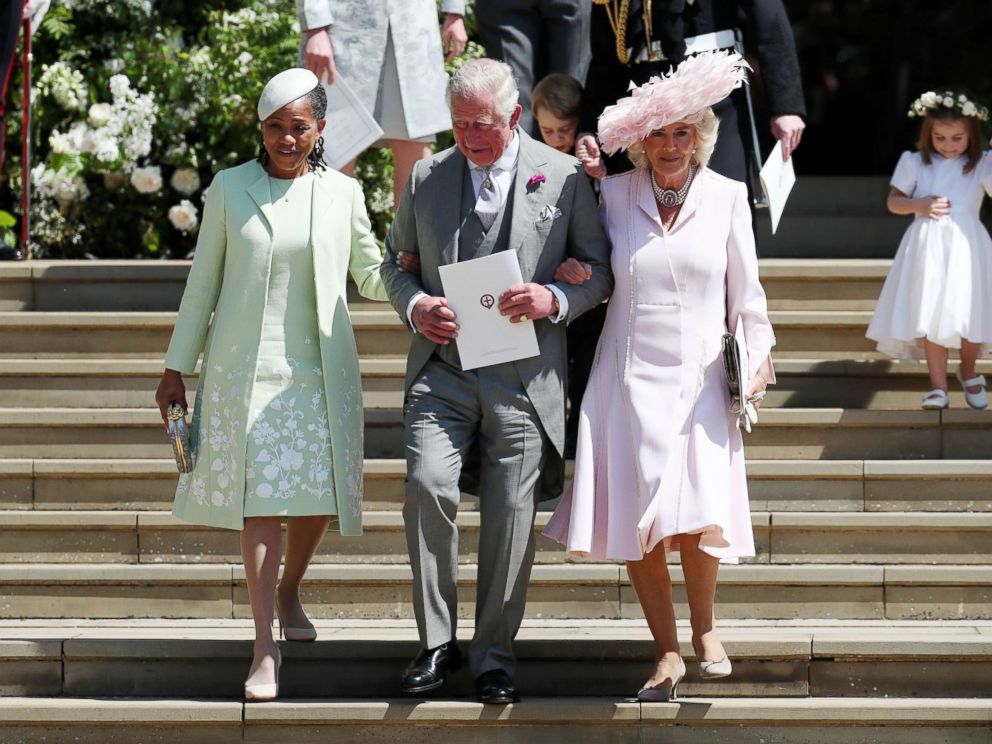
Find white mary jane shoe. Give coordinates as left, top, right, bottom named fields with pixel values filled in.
left=955, top=370, right=988, bottom=410
left=921, top=389, right=949, bottom=410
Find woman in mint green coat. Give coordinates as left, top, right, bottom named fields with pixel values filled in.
left=155, top=69, right=388, bottom=701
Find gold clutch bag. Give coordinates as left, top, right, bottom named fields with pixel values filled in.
left=166, top=403, right=193, bottom=474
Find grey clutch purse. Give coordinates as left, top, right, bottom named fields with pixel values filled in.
left=167, top=403, right=193, bottom=474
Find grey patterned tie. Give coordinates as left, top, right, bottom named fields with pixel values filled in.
left=475, top=167, right=500, bottom=231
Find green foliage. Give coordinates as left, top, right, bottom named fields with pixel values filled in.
left=0, top=211, right=15, bottom=249
left=1, top=1, right=483, bottom=258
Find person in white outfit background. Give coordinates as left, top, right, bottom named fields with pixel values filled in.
left=866, top=91, right=992, bottom=410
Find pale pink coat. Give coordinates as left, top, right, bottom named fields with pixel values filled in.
left=544, top=167, right=775, bottom=562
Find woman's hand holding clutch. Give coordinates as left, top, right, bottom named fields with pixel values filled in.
left=156, top=370, right=187, bottom=429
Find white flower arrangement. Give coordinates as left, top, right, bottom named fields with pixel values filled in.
left=32, top=164, right=89, bottom=207
left=49, top=122, right=88, bottom=155
left=104, top=74, right=157, bottom=162
left=170, top=168, right=201, bottom=196
left=908, top=90, right=989, bottom=121
left=131, top=165, right=163, bottom=194
left=168, top=200, right=199, bottom=232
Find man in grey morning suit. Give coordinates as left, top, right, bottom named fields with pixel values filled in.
left=380, top=59, right=613, bottom=704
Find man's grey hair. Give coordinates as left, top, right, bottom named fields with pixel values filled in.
left=446, top=58, right=519, bottom=122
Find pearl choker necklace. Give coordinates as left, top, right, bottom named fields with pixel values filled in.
left=651, top=164, right=696, bottom=208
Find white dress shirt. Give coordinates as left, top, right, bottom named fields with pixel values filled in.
left=405, top=132, right=569, bottom=329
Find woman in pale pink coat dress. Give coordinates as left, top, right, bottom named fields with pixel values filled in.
left=545, top=51, right=776, bottom=702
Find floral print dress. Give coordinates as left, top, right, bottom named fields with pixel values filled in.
left=243, top=173, right=336, bottom=517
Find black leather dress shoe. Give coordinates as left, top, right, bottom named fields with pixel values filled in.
left=475, top=669, right=519, bottom=704
left=400, top=641, right=462, bottom=693
left=0, top=246, right=25, bottom=261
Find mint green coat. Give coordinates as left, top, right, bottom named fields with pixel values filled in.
left=164, top=160, right=388, bottom=534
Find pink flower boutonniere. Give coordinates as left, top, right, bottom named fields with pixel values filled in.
left=526, top=173, right=546, bottom=192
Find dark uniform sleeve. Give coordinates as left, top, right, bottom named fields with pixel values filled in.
left=741, top=0, right=806, bottom=118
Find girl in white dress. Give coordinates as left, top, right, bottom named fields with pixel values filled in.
left=866, top=90, right=992, bottom=410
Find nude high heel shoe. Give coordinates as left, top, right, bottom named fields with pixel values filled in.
left=637, top=657, right=685, bottom=702
left=697, top=657, right=732, bottom=679
left=244, top=648, right=281, bottom=701
left=693, top=639, right=732, bottom=679
left=276, top=586, right=318, bottom=642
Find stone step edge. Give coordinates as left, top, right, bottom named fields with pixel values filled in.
left=0, top=309, right=878, bottom=326
left=0, top=697, right=988, bottom=725
left=5, top=629, right=992, bottom=661
left=0, top=563, right=987, bottom=585
left=0, top=257, right=897, bottom=278
left=0, top=407, right=986, bottom=426
left=0, top=358, right=988, bottom=378
left=1, top=457, right=989, bottom=480
left=2, top=509, right=992, bottom=530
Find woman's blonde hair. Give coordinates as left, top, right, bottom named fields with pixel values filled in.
left=626, top=107, right=719, bottom=170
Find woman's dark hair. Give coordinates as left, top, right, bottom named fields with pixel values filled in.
left=257, top=84, right=328, bottom=172
left=917, top=107, right=983, bottom=175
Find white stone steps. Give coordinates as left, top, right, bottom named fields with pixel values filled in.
left=1, top=458, right=990, bottom=512
left=0, top=510, right=990, bottom=566
left=0, top=258, right=896, bottom=312
left=0, top=696, right=989, bottom=743
left=0, top=309, right=886, bottom=358
left=0, top=406, right=986, bottom=460
left=2, top=619, right=992, bottom=700
left=0, top=562, right=989, bottom=621
left=2, top=357, right=990, bottom=409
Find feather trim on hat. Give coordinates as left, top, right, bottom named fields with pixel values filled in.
left=597, top=50, right=750, bottom=155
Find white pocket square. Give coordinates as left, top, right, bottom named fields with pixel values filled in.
left=538, top=205, right=562, bottom=223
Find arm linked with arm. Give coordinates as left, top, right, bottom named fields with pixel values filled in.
left=380, top=169, right=427, bottom=328
left=348, top=179, right=389, bottom=301
left=553, top=168, right=614, bottom=320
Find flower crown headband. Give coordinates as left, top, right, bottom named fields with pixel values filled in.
left=908, top=90, right=989, bottom=121
left=597, top=50, right=750, bottom=155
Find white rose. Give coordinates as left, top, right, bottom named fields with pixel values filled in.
left=962, top=102, right=978, bottom=117
left=170, top=167, right=201, bottom=196
left=168, top=199, right=199, bottom=232
left=88, top=103, right=112, bottom=128
left=959, top=94, right=967, bottom=103
left=53, top=175, right=89, bottom=206
left=921, top=91, right=938, bottom=106
left=50, top=123, right=88, bottom=155
left=942, top=96, right=954, bottom=107
left=130, top=165, right=163, bottom=194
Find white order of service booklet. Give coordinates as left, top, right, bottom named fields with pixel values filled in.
left=758, top=140, right=797, bottom=235
left=438, top=251, right=541, bottom=370
left=320, top=74, right=384, bottom=170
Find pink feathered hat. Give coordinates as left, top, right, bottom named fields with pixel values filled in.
left=597, top=50, right=750, bottom=155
